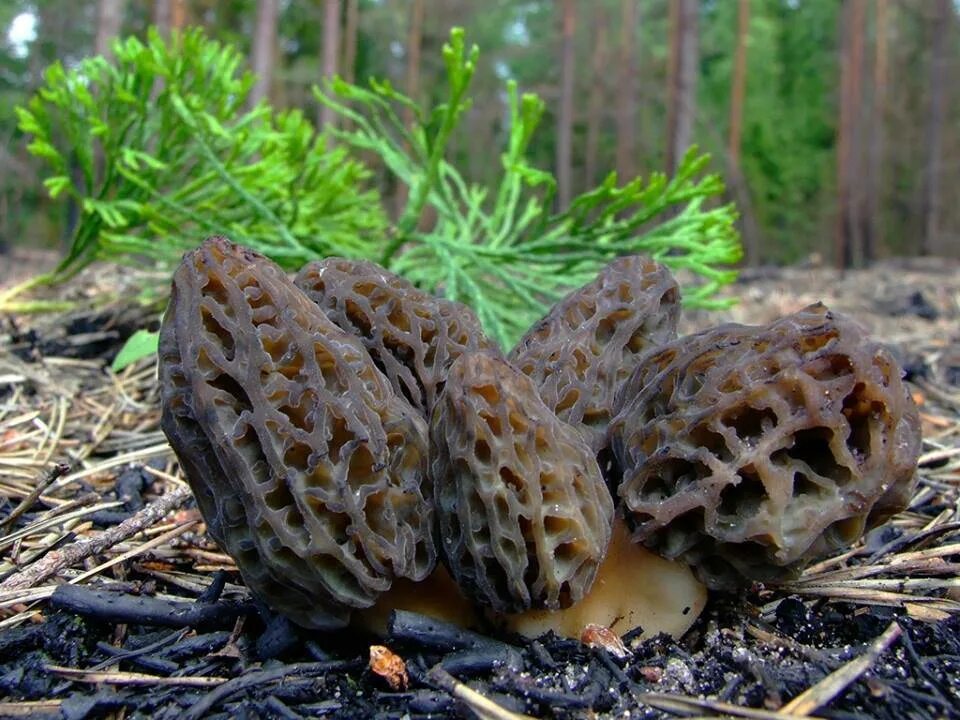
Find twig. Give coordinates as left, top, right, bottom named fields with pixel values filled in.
left=0, top=485, right=192, bottom=592
left=780, top=622, right=902, bottom=716
left=183, top=660, right=358, bottom=720
left=0, top=462, right=70, bottom=533
left=49, top=583, right=254, bottom=629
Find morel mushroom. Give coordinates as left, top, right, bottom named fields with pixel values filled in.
left=430, top=351, right=615, bottom=613
left=509, top=256, right=680, bottom=454
left=609, top=303, right=922, bottom=588
left=159, top=238, right=436, bottom=629
left=295, top=257, right=499, bottom=417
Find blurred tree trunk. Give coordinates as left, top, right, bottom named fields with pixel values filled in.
left=403, top=0, right=425, bottom=128
left=665, top=0, right=698, bottom=175
left=557, top=0, right=576, bottom=210
left=250, top=0, right=279, bottom=107
left=342, top=0, right=359, bottom=85
left=585, top=8, right=607, bottom=188
left=95, top=0, right=126, bottom=59
left=394, top=0, right=425, bottom=214
left=154, top=0, right=187, bottom=35
left=728, top=0, right=757, bottom=265
left=864, top=0, right=887, bottom=261
left=615, top=0, right=636, bottom=183
left=319, top=0, right=341, bottom=129
left=835, top=0, right=865, bottom=269
left=919, top=0, right=950, bottom=256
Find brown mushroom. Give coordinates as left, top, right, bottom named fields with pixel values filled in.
left=159, top=238, right=436, bottom=629
left=509, top=256, right=680, bottom=454
left=429, top=351, right=614, bottom=613
left=609, top=302, right=922, bottom=588
left=294, top=257, right=500, bottom=417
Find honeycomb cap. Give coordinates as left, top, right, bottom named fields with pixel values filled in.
left=295, top=257, right=500, bottom=418
left=509, top=256, right=680, bottom=454
left=430, top=351, right=614, bottom=613
left=159, top=237, right=436, bottom=628
left=609, top=303, right=921, bottom=588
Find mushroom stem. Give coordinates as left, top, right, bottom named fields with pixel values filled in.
left=495, top=516, right=707, bottom=641
left=356, top=517, right=708, bottom=642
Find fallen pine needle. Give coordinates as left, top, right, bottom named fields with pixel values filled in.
left=428, top=666, right=538, bottom=720
left=45, top=665, right=227, bottom=687
left=780, top=621, right=902, bottom=716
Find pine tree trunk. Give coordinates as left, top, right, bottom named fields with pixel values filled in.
left=557, top=0, right=576, bottom=210
left=153, top=0, right=187, bottom=35
left=319, top=0, right=341, bottom=129
left=585, top=8, right=607, bottom=188
left=394, top=0, right=425, bottom=215
left=95, top=0, right=126, bottom=59
left=615, top=0, right=637, bottom=183
left=342, top=0, right=360, bottom=85
left=864, top=0, right=887, bottom=261
left=920, top=0, right=950, bottom=256
left=403, top=0, right=425, bottom=128
left=728, top=0, right=754, bottom=264
left=666, top=0, right=698, bottom=175
left=835, top=0, right=865, bottom=269
left=250, top=0, right=279, bottom=107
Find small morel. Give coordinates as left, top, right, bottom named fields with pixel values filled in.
left=159, top=237, right=436, bottom=629
left=609, top=302, right=922, bottom=588
left=510, top=255, right=680, bottom=454
left=295, top=257, right=500, bottom=418
left=429, top=350, right=614, bottom=613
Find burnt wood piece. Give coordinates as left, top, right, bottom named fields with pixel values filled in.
left=50, top=585, right=255, bottom=629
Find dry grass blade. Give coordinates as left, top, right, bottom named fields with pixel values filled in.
left=427, top=667, right=539, bottom=720
left=45, top=665, right=227, bottom=686
left=0, top=700, right=63, bottom=717
left=635, top=692, right=825, bottom=720
left=779, top=622, right=902, bottom=715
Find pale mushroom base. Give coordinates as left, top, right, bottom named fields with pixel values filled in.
left=356, top=517, right=708, bottom=641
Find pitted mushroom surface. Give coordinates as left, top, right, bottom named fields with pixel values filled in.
left=430, top=351, right=614, bottom=613
left=295, top=257, right=500, bottom=417
left=609, top=302, right=921, bottom=588
left=509, top=256, right=680, bottom=453
left=159, top=238, right=436, bottom=629
left=158, top=239, right=922, bottom=640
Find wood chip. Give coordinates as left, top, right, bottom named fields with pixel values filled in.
left=369, top=644, right=409, bottom=691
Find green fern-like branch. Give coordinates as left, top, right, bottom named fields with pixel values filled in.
left=315, top=29, right=742, bottom=348
left=15, top=27, right=387, bottom=287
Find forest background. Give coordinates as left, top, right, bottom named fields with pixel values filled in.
left=0, top=0, right=957, bottom=268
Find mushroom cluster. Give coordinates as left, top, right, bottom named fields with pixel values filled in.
left=159, top=237, right=921, bottom=638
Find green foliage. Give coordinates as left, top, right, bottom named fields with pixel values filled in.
left=111, top=328, right=159, bottom=372
left=317, top=28, right=741, bottom=348
left=16, top=27, right=386, bottom=283
left=19, top=24, right=740, bottom=358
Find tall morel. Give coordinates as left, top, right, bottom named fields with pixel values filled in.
left=609, top=303, right=921, bottom=588
left=509, top=256, right=680, bottom=454
left=295, top=257, right=500, bottom=418
left=430, top=351, right=615, bottom=613
left=159, top=238, right=436, bottom=629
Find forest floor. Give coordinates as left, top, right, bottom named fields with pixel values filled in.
left=0, top=256, right=958, bottom=719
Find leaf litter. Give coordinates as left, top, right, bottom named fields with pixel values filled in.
left=0, top=258, right=958, bottom=719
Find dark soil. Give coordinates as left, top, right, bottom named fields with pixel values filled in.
left=1, top=594, right=957, bottom=719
